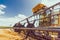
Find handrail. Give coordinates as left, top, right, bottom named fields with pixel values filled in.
left=20, top=2, right=60, bottom=22
left=19, top=11, right=60, bottom=24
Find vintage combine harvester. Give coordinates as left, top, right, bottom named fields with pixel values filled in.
left=0, top=2, right=60, bottom=40
left=10, top=2, right=60, bottom=40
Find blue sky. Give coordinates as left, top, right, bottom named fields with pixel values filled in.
left=0, top=0, right=60, bottom=26
left=0, top=0, right=60, bottom=17
left=0, top=0, right=42, bottom=17
left=0, top=0, right=42, bottom=26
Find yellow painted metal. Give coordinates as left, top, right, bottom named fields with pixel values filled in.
left=32, top=3, right=46, bottom=13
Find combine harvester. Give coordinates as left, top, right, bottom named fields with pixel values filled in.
left=13, top=2, right=60, bottom=40
left=0, top=2, right=60, bottom=40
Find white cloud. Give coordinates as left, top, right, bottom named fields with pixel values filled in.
left=42, top=0, right=60, bottom=7
left=0, top=10, right=5, bottom=15
left=0, top=4, right=27, bottom=27
left=15, top=14, right=27, bottom=19
left=0, top=14, right=39, bottom=27
left=0, top=4, right=6, bottom=10
left=0, top=4, right=6, bottom=15
left=0, top=14, right=27, bottom=27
